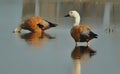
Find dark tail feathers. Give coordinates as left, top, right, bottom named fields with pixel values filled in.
left=89, top=31, right=98, bottom=38
left=45, top=20, right=58, bottom=27
left=48, top=21, right=57, bottom=27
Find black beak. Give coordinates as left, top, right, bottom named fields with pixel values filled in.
left=64, top=14, right=70, bottom=17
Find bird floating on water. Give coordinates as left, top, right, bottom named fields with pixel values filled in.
left=13, top=16, right=57, bottom=33
left=64, top=10, right=98, bottom=45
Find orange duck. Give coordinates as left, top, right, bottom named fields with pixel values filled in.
left=13, top=16, right=57, bottom=33
left=65, top=10, right=98, bottom=45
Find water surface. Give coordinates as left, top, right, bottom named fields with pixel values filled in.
left=0, top=0, right=120, bottom=74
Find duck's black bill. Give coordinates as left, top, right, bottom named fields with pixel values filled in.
left=64, top=14, right=70, bottom=17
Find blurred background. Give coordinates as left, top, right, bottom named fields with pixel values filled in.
left=0, top=0, right=120, bottom=74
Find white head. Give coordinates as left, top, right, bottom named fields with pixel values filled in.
left=65, top=10, right=81, bottom=26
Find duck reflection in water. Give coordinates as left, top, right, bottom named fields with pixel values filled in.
left=15, top=32, right=55, bottom=46
left=71, top=45, right=96, bottom=74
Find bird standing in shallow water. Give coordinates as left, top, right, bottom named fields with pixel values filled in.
left=13, top=16, right=57, bottom=33
left=64, top=10, right=98, bottom=45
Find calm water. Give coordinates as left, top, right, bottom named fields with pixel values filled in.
left=0, top=0, right=120, bottom=74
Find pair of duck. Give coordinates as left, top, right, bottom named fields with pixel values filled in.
left=14, top=10, right=98, bottom=45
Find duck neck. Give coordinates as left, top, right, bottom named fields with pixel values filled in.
left=73, top=16, right=80, bottom=26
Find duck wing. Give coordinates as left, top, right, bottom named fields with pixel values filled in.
left=80, top=25, right=98, bottom=38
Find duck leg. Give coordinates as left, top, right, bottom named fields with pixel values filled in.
left=75, top=42, right=77, bottom=46
left=86, top=42, right=89, bottom=46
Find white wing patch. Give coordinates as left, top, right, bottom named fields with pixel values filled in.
left=82, top=29, right=90, bottom=35
left=43, top=20, right=49, bottom=26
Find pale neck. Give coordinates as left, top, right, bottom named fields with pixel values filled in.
left=73, top=15, right=81, bottom=26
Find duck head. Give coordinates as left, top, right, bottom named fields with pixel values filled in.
left=64, top=10, right=81, bottom=26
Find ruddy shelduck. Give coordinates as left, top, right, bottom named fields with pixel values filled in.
left=13, top=16, right=57, bottom=33
left=64, top=10, right=98, bottom=45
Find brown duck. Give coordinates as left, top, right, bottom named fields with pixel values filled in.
left=13, top=16, right=57, bottom=33
left=65, top=10, right=98, bottom=45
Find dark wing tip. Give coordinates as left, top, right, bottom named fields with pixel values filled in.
left=45, top=20, right=58, bottom=27
left=37, top=23, right=44, bottom=28
left=89, top=32, right=98, bottom=38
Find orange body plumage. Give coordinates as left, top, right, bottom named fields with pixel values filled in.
left=14, top=16, right=57, bottom=33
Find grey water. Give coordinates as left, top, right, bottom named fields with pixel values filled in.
left=0, top=0, right=120, bottom=74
